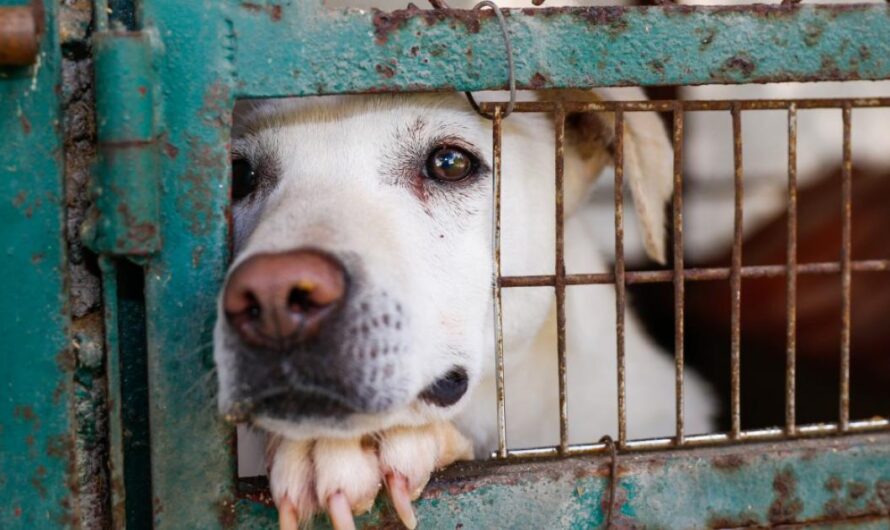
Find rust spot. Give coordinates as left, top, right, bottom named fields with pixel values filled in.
left=216, top=497, right=237, bottom=528
left=825, top=475, right=843, bottom=492
left=138, top=86, right=147, bottom=96
left=241, top=2, right=281, bottom=21
left=164, top=142, right=179, bottom=159
left=14, top=404, right=37, bottom=422
left=31, top=465, right=48, bottom=498
left=12, top=190, right=27, bottom=207
left=848, top=481, right=868, bottom=500
left=875, top=480, right=890, bottom=507
left=578, top=6, right=629, bottom=35
left=376, top=63, right=396, bottom=78
left=192, top=245, right=205, bottom=268
left=410, top=45, right=419, bottom=57
left=723, top=54, right=756, bottom=78
left=31, top=252, right=44, bottom=264
left=20, top=114, right=31, bottom=134
left=649, top=60, right=665, bottom=75
left=711, top=454, right=746, bottom=472
left=768, top=467, right=803, bottom=524
left=529, top=72, right=548, bottom=89
left=373, top=5, right=486, bottom=44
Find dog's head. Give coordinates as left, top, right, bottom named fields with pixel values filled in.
left=213, top=91, right=671, bottom=440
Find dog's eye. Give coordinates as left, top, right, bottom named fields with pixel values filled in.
left=426, top=146, right=475, bottom=182
left=232, top=158, right=258, bottom=200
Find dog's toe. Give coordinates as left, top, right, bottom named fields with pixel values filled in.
left=312, top=437, right=382, bottom=515
left=267, top=422, right=472, bottom=529
left=379, top=422, right=474, bottom=528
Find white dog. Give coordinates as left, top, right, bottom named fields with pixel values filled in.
left=213, top=87, right=715, bottom=529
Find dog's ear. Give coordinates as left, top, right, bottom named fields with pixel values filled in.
left=543, top=87, right=673, bottom=264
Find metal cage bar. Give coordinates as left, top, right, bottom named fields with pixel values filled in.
left=484, top=97, right=890, bottom=459
left=730, top=103, right=744, bottom=439
left=554, top=106, right=569, bottom=454
left=785, top=104, right=798, bottom=436
left=491, top=107, right=508, bottom=458
left=672, top=104, right=686, bottom=446
left=839, top=103, right=853, bottom=432
left=613, top=109, right=628, bottom=449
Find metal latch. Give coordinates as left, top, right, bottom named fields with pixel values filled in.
left=82, top=30, right=161, bottom=257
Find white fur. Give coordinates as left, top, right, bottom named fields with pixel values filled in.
left=216, top=90, right=716, bottom=519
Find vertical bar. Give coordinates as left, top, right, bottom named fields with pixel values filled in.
left=786, top=104, right=798, bottom=436
left=613, top=109, right=627, bottom=449
left=554, top=106, right=569, bottom=455
left=730, top=103, right=743, bottom=439
left=839, top=103, right=853, bottom=431
left=672, top=104, right=685, bottom=445
left=492, top=106, right=508, bottom=457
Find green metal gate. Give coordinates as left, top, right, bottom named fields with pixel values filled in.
left=2, top=0, right=889, bottom=528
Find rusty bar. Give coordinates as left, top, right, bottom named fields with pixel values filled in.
left=614, top=109, right=627, bottom=449
left=786, top=104, right=798, bottom=436
left=839, top=103, right=853, bottom=432
left=479, top=98, right=890, bottom=114
left=498, top=259, right=890, bottom=288
left=730, top=103, right=743, bottom=440
left=0, top=1, right=42, bottom=66
left=497, top=417, right=890, bottom=459
left=492, top=107, right=507, bottom=458
left=673, top=104, right=685, bottom=445
left=554, top=105, right=569, bottom=455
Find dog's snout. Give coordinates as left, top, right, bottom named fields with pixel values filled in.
left=224, top=249, right=347, bottom=348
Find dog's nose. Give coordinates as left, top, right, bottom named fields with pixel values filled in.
left=223, top=249, right=347, bottom=348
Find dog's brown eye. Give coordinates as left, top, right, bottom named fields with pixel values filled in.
left=232, top=158, right=258, bottom=200
left=426, top=146, right=475, bottom=182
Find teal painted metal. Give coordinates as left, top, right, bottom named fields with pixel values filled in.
left=75, top=0, right=890, bottom=528
left=85, top=31, right=160, bottom=257
left=0, top=0, right=74, bottom=527
left=228, top=2, right=890, bottom=97
left=234, top=434, right=890, bottom=528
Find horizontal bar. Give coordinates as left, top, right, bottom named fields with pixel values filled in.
left=499, top=259, right=890, bottom=288
left=494, top=418, right=890, bottom=460
left=479, top=98, right=890, bottom=113
left=230, top=4, right=890, bottom=97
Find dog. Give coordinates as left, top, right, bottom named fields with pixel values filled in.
left=213, top=86, right=715, bottom=529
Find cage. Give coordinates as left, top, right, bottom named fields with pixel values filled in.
left=1, top=0, right=888, bottom=528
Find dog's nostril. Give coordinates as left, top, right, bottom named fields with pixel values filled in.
left=419, top=367, right=469, bottom=408
left=287, top=286, right=318, bottom=312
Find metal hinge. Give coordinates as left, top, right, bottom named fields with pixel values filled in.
left=82, top=30, right=161, bottom=257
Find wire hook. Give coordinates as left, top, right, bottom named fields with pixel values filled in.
left=429, top=0, right=516, bottom=119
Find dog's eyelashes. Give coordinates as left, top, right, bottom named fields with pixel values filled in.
left=232, top=157, right=259, bottom=200
left=425, top=146, right=476, bottom=183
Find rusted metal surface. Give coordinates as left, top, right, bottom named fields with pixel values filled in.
left=613, top=108, right=627, bottom=449
left=672, top=103, right=686, bottom=446
left=730, top=102, right=743, bottom=440
left=0, top=0, right=74, bottom=526
left=0, top=0, right=42, bottom=66
left=224, top=3, right=890, bottom=96
left=786, top=104, right=798, bottom=437
left=491, top=106, right=507, bottom=460
left=553, top=106, right=568, bottom=455
left=235, top=433, right=890, bottom=528
left=839, top=103, right=853, bottom=432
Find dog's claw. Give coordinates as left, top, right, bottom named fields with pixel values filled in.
left=327, top=491, right=357, bottom=530
left=386, top=472, right=418, bottom=529
left=278, top=498, right=298, bottom=530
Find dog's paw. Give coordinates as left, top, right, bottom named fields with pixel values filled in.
left=268, top=422, right=473, bottom=530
